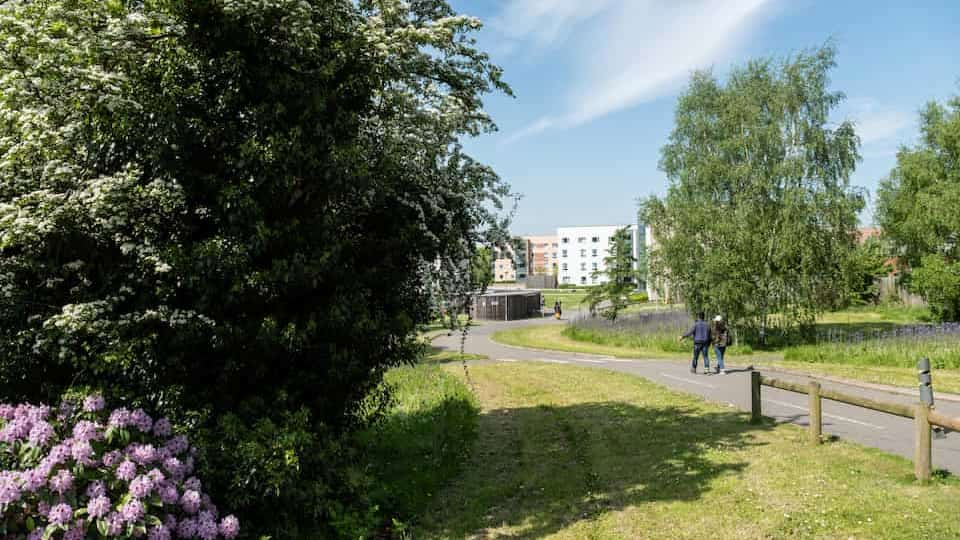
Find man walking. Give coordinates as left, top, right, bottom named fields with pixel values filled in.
left=679, top=312, right=711, bottom=374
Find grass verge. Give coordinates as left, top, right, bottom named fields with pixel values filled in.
left=491, top=324, right=960, bottom=394
left=543, top=292, right=588, bottom=310
left=358, top=363, right=480, bottom=530
left=417, top=363, right=960, bottom=539
left=493, top=323, right=691, bottom=359
left=755, top=360, right=960, bottom=395
left=817, top=304, right=932, bottom=324
left=424, top=346, right=487, bottom=364
left=564, top=324, right=755, bottom=356
left=783, top=338, right=960, bottom=370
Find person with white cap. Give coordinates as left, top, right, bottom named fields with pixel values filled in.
left=711, top=315, right=730, bottom=374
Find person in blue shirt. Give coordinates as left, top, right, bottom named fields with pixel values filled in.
left=679, top=311, right=712, bottom=375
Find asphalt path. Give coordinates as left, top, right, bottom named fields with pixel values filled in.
left=433, top=315, right=960, bottom=475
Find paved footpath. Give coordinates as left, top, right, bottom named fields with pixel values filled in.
left=433, top=316, right=960, bottom=475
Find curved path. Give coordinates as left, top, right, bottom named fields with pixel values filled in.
left=433, top=315, right=960, bottom=475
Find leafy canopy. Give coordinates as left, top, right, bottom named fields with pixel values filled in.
left=0, top=0, right=509, bottom=536
left=877, top=94, right=960, bottom=320
left=642, top=44, right=864, bottom=338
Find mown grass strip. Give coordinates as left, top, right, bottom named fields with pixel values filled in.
left=417, top=363, right=960, bottom=539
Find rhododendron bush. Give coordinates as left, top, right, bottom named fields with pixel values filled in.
left=0, top=396, right=238, bottom=540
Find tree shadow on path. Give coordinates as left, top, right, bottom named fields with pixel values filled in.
left=417, top=401, right=776, bottom=539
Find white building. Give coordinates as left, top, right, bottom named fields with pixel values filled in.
left=555, top=225, right=630, bottom=286
left=555, top=224, right=655, bottom=294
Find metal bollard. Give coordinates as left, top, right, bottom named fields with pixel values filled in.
left=918, top=357, right=935, bottom=407
left=750, top=371, right=762, bottom=423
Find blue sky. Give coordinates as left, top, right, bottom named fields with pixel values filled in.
left=451, top=0, right=960, bottom=235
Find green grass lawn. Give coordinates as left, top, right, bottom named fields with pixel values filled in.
left=817, top=304, right=932, bottom=325
left=424, top=346, right=488, bottom=364
left=415, top=363, right=960, bottom=539
left=543, top=292, right=588, bottom=310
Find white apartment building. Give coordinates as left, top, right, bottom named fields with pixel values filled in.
left=556, top=224, right=654, bottom=293
left=556, top=225, right=631, bottom=286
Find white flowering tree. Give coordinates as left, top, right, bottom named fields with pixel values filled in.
left=0, top=0, right=510, bottom=536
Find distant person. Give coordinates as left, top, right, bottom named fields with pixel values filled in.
left=711, top=315, right=730, bottom=375
left=679, top=311, right=711, bottom=374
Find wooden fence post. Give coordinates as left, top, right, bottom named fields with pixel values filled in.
left=808, top=381, right=822, bottom=444
left=751, top=371, right=762, bottom=423
left=915, top=404, right=932, bottom=483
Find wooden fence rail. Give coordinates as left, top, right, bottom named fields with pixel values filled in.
left=749, top=371, right=959, bottom=483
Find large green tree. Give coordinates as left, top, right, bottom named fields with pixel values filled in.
left=876, top=95, right=960, bottom=320
left=641, top=45, right=863, bottom=340
left=584, top=227, right=638, bottom=321
left=0, top=0, right=509, bottom=536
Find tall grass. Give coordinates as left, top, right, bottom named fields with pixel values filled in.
left=566, top=309, right=755, bottom=355
left=785, top=322, right=960, bottom=369
left=565, top=307, right=958, bottom=365
left=358, top=364, right=479, bottom=528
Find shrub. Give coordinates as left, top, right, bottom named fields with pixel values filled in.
left=629, top=292, right=649, bottom=303
left=0, top=1, right=508, bottom=537
left=0, top=395, right=238, bottom=540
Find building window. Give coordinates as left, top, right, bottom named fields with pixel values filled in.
left=592, top=262, right=598, bottom=271
left=592, top=249, right=598, bottom=257
left=562, top=250, right=567, bottom=258
left=592, top=236, right=599, bottom=243
left=552, top=253, right=557, bottom=259
left=552, top=243, right=558, bottom=248
left=580, top=263, right=586, bottom=271
left=562, top=276, right=570, bottom=283
left=591, top=277, right=598, bottom=284
left=580, top=276, right=587, bottom=284
left=562, top=237, right=569, bottom=244
left=562, top=263, right=568, bottom=271
left=580, top=249, right=586, bottom=257
left=577, top=237, right=586, bottom=243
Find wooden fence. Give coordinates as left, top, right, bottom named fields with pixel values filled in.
left=750, top=371, right=960, bottom=482
left=877, top=275, right=926, bottom=306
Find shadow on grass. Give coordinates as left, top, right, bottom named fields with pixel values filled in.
left=417, top=401, right=776, bottom=538
left=423, top=346, right=487, bottom=364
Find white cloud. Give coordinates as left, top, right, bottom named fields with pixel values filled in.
left=493, top=0, right=616, bottom=48
left=500, top=116, right=558, bottom=145
left=845, top=99, right=913, bottom=145
left=494, top=0, right=772, bottom=139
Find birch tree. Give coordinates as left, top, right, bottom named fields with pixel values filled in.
left=642, top=45, right=863, bottom=341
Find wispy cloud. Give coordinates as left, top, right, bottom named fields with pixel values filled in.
left=845, top=99, right=913, bottom=145
left=494, top=0, right=772, bottom=140
left=500, top=116, right=559, bottom=145
left=493, top=0, right=616, bottom=49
